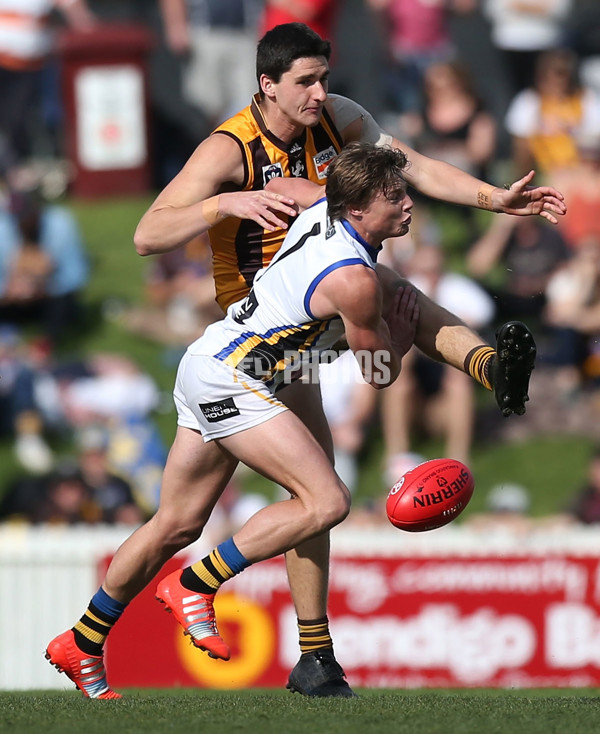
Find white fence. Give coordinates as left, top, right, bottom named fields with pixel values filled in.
left=3, top=523, right=600, bottom=690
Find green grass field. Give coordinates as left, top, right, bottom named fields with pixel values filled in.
left=2, top=688, right=600, bottom=734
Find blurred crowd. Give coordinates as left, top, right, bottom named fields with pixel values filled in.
left=1, top=0, right=600, bottom=532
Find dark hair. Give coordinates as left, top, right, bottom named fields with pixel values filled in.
left=256, top=23, right=331, bottom=92
left=535, top=48, right=580, bottom=95
left=326, top=142, right=409, bottom=222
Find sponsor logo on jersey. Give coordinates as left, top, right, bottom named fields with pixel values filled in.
left=313, top=146, right=337, bottom=179
left=199, top=398, right=240, bottom=423
left=262, top=162, right=284, bottom=186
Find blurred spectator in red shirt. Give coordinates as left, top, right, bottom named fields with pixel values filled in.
left=260, top=0, right=339, bottom=41
left=553, top=133, right=600, bottom=251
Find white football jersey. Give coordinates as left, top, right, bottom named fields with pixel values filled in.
left=190, top=197, right=381, bottom=391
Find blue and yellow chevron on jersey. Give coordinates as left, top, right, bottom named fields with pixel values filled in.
left=190, top=198, right=379, bottom=394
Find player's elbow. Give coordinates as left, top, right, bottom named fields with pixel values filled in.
left=133, top=225, right=155, bottom=256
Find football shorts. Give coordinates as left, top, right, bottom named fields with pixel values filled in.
left=174, top=351, right=288, bottom=441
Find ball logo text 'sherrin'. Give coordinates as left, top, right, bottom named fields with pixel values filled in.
left=386, top=459, right=475, bottom=532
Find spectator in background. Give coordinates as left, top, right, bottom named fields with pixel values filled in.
left=0, top=325, right=54, bottom=473
left=2, top=192, right=54, bottom=308
left=564, top=447, right=600, bottom=524
left=482, top=0, right=573, bottom=95
left=159, top=0, right=260, bottom=128
left=1, top=440, right=145, bottom=526
left=544, top=236, right=600, bottom=390
left=0, top=186, right=89, bottom=345
left=467, top=214, right=571, bottom=329
left=409, top=58, right=497, bottom=238
left=59, top=353, right=160, bottom=426
left=411, top=60, right=497, bottom=180
left=504, top=48, right=600, bottom=178
left=121, top=233, right=221, bottom=346
left=0, top=0, right=95, bottom=177
left=260, top=0, right=339, bottom=41
left=366, top=0, right=476, bottom=124
left=553, top=132, right=600, bottom=251
left=379, top=227, right=495, bottom=477
left=318, top=350, right=378, bottom=495
left=75, top=426, right=146, bottom=525
left=31, top=461, right=97, bottom=525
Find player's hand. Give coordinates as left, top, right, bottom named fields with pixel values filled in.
left=387, top=285, right=420, bottom=360
left=219, top=190, right=298, bottom=231
left=496, top=170, right=567, bottom=224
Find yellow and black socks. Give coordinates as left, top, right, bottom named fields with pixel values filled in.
left=298, top=616, right=333, bottom=655
left=464, top=345, right=495, bottom=391
left=73, top=587, right=127, bottom=656
left=181, top=537, right=250, bottom=595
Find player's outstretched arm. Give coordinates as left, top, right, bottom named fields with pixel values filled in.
left=391, top=143, right=566, bottom=224
left=329, top=95, right=566, bottom=224
left=134, top=134, right=297, bottom=256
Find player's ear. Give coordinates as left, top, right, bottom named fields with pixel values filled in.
left=260, top=74, right=276, bottom=99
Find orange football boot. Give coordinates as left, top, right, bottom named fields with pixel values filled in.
left=45, top=629, right=121, bottom=699
left=155, top=569, right=230, bottom=660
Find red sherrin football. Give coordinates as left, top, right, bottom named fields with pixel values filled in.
left=386, top=458, right=475, bottom=532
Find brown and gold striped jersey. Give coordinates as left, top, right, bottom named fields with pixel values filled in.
left=209, top=94, right=343, bottom=310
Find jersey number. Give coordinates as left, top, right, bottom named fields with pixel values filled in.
left=233, top=289, right=259, bottom=324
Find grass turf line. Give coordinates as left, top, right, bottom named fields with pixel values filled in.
left=2, top=689, right=600, bottom=734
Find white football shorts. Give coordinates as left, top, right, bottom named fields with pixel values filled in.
left=173, top=351, right=288, bottom=442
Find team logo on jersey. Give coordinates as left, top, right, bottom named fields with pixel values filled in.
left=288, top=141, right=306, bottom=178
left=199, top=398, right=240, bottom=423
left=313, top=146, right=337, bottom=179
left=290, top=158, right=306, bottom=177
left=262, top=162, right=284, bottom=186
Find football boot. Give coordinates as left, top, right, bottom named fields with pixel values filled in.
left=287, top=649, right=357, bottom=698
left=155, top=569, right=230, bottom=660
left=491, top=321, right=536, bottom=417
left=45, top=629, right=121, bottom=699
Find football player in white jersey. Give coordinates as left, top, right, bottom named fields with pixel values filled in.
left=45, top=142, right=421, bottom=698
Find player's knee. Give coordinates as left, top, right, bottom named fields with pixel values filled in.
left=317, top=480, right=351, bottom=531
left=152, top=511, right=206, bottom=551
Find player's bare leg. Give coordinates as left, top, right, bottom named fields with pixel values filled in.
left=380, top=348, right=422, bottom=483
left=428, top=368, right=475, bottom=465
left=156, top=410, right=353, bottom=672
left=103, top=429, right=238, bottom=601
left=377, top=265, right=536, bottom=416
left=46, top=428, right=237, bottom=697
left=278, top=380, right=356, bottom=697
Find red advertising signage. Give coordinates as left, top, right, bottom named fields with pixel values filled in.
left=104, top=554, right=600, bottom=689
